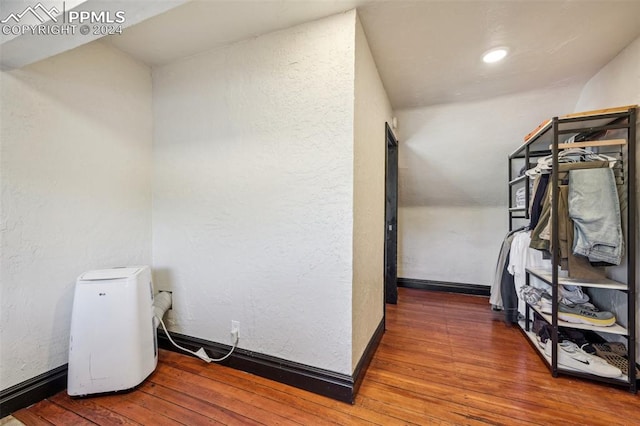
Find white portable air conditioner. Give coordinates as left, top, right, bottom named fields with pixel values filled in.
left=67, top=266, right=158, bottom=396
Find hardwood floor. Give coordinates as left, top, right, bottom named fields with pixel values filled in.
left=13, top=288, right=640, bottom=425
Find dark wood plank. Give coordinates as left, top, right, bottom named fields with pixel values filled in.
left=89, top=393, right=179, bottom=426
left=21, top=400, right=95, bottom=425
left=155, top=362, right=335, bottom=426
left=150, top=364, right=297, bottom=425
left=160, top=351, right=381, bottom=425
left=11, top=408, right=55, bottom=426
left=358, top=379, right=490, bottom=425
left=138, top=381, right=260, bottom=426
left=48, top=393, right=140, bottom=426
left=159, top=350, right=411, bottom=426
left=119, top=386, right=222, bottom=425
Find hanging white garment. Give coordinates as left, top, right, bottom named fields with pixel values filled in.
left=507, top=231, right=553, bottom=317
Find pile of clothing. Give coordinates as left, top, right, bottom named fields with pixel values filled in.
left=492, top=147, right=624, bottom=325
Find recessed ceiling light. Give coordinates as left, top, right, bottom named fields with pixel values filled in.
left=483, top=47, right=509, bottom=63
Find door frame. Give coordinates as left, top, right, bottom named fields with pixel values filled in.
left=384, top=122, right=399, bottom=305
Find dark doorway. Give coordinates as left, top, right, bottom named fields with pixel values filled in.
left=384, top=123, right=399, bottom=304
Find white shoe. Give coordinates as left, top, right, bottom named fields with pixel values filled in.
left=544, top=340, right=622, bottom=378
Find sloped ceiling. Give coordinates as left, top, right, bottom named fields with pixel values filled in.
left=104, top=0, right=371, bottom=66
left=1, top=1, right=638, bottom=108
left=104, top=0, right=640, bottom=109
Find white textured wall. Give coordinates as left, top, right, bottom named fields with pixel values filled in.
left=575, top=36, right=640, bottom=111
left=352, top=15, right=392, bottom=371
left=0, top=41, right=153, bottom=390
left=152, top=12, right=356, bottom=374
left=398, top=205, right=504, bottom=284
left=573, top=35, right=640, bottom=363
left=396, top=86, right=582, bottom=285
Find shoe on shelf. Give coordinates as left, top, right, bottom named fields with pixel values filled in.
left=562, top=329, right=596, bottom=355
left=540, top=293, right=598, bottom=315
left=558, top=302, right=616, bottom=327
left=594, top=342, right=627, bottom=356
left=536, top=324, right=551, bottom=349
left=559, top=285, right=590, bottom=305
left=536, top=324, right=570, bottom=349
left=520, top=285, right=546, bottom=305
left=544, top=340, right=622, bottom=378
left=540, top=292, right=552, bottom=314
left=593, top=342, right=640, bottom=376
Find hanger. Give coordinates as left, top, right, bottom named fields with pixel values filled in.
left=525, top=148, right=617, bottom=176
left=558, top=148, right=617, bottom=167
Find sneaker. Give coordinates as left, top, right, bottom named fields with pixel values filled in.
left=544, top=340, right=622, bottom=378
left=520, top=285, right=546, bottom=305
left=540, top=292, right=552, bottom=314
left=562, top=329, right=596, bottom=355
left=558, top=302, right=616, bottom=327
left=536, top=324, right=569, bottom=349
left=540, top=291, right=598, bottom=314
left=536, top=325, right=551, bottom=349
left=559, top=285, right=589, bottom=304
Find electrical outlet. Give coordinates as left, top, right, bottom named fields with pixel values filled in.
left=231, top=320, right=240, bottom=340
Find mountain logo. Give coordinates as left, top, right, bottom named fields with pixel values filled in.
left=1, top=2, right=59, bottom=24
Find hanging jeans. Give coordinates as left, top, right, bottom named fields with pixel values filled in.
left=530, top=161, right=609, bottom=254
left=501, top=251, right=519, bottom=324
left=569, top=168, right=624, bottom=265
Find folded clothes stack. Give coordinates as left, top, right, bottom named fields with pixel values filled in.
left=515, top=187, right=526, bottom=208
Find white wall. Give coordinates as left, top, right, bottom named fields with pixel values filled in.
left=396, top=85, right=583, bottom=285
left=575, top=36, right=640, bottom=111
left=573, top=35, right=640, bottom=363
left=0, top=41, right=153, bottom=390
left=352, top=15, right=392, bottom=370
left=152, top=12, right=357, bottom=375
left=398, top=205, right=504, bottom=284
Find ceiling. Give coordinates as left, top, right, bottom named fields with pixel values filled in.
left=105, top=0, right=640, bottom=109
left=104, top=0, right=370, bottom=66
